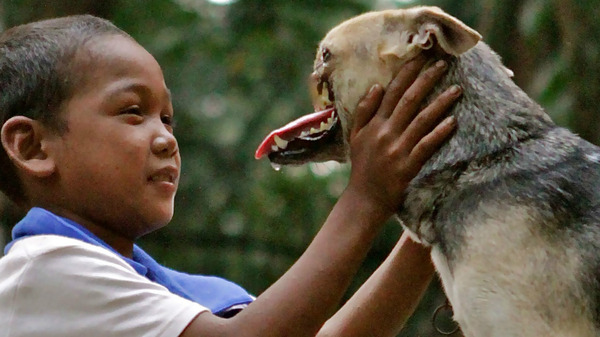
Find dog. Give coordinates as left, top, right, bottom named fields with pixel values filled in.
left=254, top=6, right=600, bottom=337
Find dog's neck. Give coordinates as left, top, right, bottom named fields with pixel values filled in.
left=397, top=42, right=558, bottom=245
left=415, top=42, right=555, bottom=182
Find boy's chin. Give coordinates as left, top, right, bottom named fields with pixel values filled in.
left=154, top=209, right=175, bottom=229
left=137, top=207, right=175, bottom=236
left=135, top=220, right=171, bottom=239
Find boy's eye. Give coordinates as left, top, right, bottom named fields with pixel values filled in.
left=121, top=106, right=142, bottom=116
left=161, top=115, right=175, bottom=127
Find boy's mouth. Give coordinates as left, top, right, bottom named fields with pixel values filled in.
left=148, top=167, right=178, bottom=183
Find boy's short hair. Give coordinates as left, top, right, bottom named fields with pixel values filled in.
left=0, top=15, right=131, bottom=205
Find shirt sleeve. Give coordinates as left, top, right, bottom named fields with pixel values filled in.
left=1, top=236, right=208, bottom=337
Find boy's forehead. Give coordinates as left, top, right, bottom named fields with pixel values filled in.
left=80, top=35, right=153, bottom=71
left=72, top=35, right=166, bottom=93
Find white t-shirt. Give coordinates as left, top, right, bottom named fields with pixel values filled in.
left=0, top=235, right=208, bottom=337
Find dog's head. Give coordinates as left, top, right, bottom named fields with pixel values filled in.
left=255, top=6, right=481, bottom=165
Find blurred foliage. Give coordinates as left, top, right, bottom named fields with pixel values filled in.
left=1, top=0, right=600, bottom=335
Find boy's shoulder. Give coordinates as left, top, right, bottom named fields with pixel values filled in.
left=1, top=235, right=136, bottom=276
left=5, top=235, right=126, bottom=262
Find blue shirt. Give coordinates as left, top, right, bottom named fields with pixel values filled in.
left=4, top=207, right=254, bottom=316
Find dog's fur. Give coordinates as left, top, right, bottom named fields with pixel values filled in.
left=257, top=6, right=600, bottom=336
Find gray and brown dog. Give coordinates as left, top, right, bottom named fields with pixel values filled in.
left=256, top=6, right=600, bottom=337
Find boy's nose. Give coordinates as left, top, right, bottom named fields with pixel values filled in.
left=151, top=132, right=178, bottom=157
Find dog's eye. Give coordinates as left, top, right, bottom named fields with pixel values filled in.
left=322, top=48, right=331, bottom=63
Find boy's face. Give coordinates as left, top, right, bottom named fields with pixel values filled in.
left=47, top=34, right=180, bottom=242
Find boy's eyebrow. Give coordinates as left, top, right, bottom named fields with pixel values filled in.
left=105, top=81, right=172, bottom=102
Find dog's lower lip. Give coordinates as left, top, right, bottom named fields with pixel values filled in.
left=255, top=107, right=338, bottom=159
left=299, top=130, right=328, bottom=141
left=267, top=118, right=344, bottom=165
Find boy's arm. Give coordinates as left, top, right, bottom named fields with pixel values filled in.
left=181, top=56, right=458, bottom=337
left=316, top=232, right=434, bottom=337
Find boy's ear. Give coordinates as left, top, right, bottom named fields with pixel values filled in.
left=1, top=116, right=56, bottom=178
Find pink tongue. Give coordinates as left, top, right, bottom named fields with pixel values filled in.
left=255, top=107, right=335, bottom=159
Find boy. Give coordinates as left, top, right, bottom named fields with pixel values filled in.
left=0, top=15, right=459, bottom=337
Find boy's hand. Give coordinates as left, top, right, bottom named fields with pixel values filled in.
left=347, top=55, right=460, bottom=216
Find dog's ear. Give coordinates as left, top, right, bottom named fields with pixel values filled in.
left=381, top=6, right=481, bottom=58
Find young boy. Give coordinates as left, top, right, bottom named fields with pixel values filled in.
left=0, top=15, right=460, bottom=337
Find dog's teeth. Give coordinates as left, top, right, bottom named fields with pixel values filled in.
left=300, top=130, right=309, bottom=137
left=321, top=82, right=332, bottom=106
left=310, top=127, right=319, bottom=134
left=271, top=145, right=279, bottom=151
left=320, top=122, right=328, bottom=130
left=274, top=135, right=288, bottom=149
left=327, top=117, right=333, bottom=124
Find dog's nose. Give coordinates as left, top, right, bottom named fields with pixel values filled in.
left=308, top=71, right=321, bottom=99
left=309, top=72, right=320, bottom=87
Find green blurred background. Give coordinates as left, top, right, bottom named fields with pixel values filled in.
left=1, top=0, right=599, bottom=335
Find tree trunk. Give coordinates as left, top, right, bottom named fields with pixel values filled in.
left=553, top=0, right=600, bottom=145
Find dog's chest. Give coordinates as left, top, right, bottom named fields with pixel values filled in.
left=397, top=175, right=469, bottom=246
left=410, top=201, right=597, bottom=337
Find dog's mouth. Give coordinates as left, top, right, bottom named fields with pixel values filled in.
left=255, top=72, right=346, bottom=165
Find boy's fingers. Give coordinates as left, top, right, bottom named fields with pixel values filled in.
left=377, top=54, right=428, bottom=118
left=351, top=84, right=384, bottom=138
left=390, top=60, right=449, bottom=132
left=409, top=115, right=456, bottom=166
left=400, top=85, right=462, bottom=150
